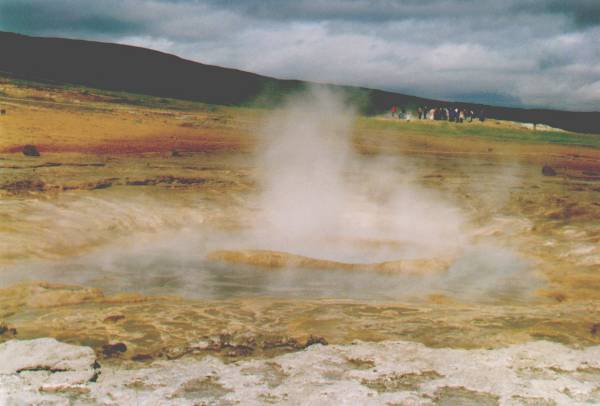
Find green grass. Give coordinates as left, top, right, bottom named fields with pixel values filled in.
left=360, top=117, right=600, bottom=148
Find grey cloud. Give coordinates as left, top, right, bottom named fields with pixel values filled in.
left=0, top=0, right=598, bottom=111
left=0, top=0, right=582, bottom=33
left=541, top=0, right=600, bottom=27
left=202, top=0, right=600, bottom=27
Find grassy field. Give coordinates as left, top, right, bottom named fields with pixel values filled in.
left=363, top=116, right=600, bottom=148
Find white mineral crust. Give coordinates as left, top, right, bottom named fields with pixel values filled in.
left=2, top=338, right=600, bottom=405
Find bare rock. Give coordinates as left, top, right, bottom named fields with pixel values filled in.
left=0, top=338, right=97, bottom=386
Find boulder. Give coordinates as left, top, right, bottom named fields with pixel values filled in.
left=22, top=145, right=40, bottom=157
left=542, top=165, right=556, bottom=176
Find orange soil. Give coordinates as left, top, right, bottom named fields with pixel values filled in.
left=0, top=96, right=253, bottom=154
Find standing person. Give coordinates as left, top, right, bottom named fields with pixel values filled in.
left=459, top=110, right=465, bottom=123
left=479, top=109, right=486, bottom=122
left=391, top=105, right=398, bottom=118
left=417, top=107, right=423, bottom=120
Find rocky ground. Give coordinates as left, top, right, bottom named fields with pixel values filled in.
left=1, top=77, right=600, bottom=405
left=2, top=337, right=600, bottom=405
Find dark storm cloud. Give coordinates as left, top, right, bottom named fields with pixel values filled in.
left=0, top=0, right=598, bottom=110
left=539, top=0, right=600, bottom=28
left=197, top=0, right=600, bottom=26
left=201, top=0, right=483, bottom=22
left=0, top=0, right=146, bottom=36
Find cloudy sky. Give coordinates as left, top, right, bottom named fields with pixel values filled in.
left=1, top=0, right=599, bottom=111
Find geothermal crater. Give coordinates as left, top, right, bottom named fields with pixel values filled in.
left=198, top=88, right=537, bottom=302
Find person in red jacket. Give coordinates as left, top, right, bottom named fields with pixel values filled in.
left=390, top=105, right=398, bottom=117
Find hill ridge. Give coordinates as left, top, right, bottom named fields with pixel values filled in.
left=1, top=31, right=598, bottom=134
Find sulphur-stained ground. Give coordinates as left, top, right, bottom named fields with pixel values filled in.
left=1, top=76, right=600, bottom=405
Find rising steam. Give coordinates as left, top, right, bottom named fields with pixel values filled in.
left=247, top=86, right=468, bottom=263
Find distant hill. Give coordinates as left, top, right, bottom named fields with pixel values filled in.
left=1, top=31, right=598, bottom=134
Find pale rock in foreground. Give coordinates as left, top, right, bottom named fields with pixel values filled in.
left=0, top=338, right=96, bottom=375
left=0, top=338, right=97, bottom=405
left=2, top=338, right=600, bottom=405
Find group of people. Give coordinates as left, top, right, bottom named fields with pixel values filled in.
left=390, top=105, right=486, bottom=123
left=417, top=106, right=486, bottom=123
